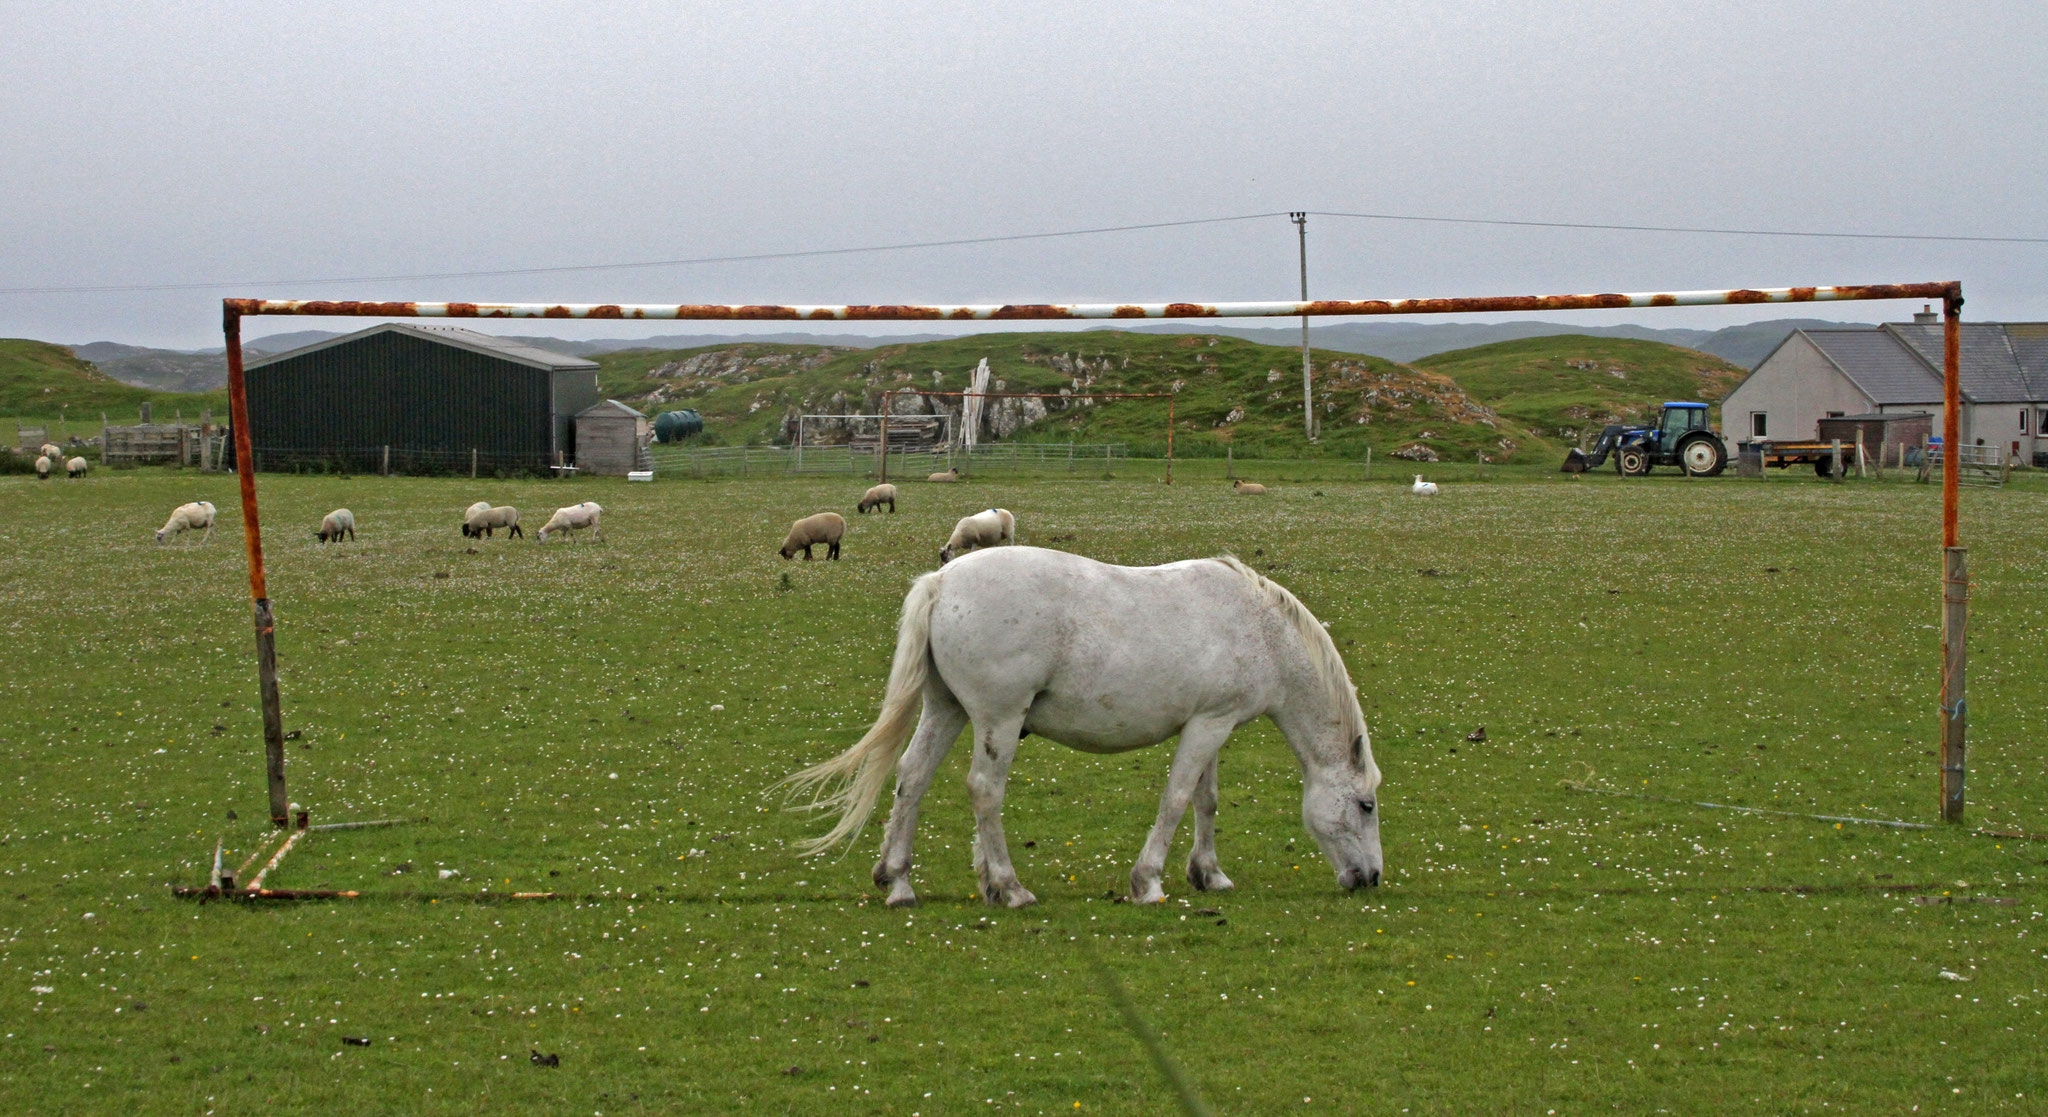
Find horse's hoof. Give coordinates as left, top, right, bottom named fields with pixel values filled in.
left=1187, top=865, right=1235, bottom=892
left=1002, top=888, right=1038, bottom=909
left=1131, top=883, right=1167, bottom=904
left=885, top=879, right=918, bottom=907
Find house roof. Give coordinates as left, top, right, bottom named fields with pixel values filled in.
left=1785, top=322, right=2048, bottom=406
left=575, top=398, right=646, bottom=419
left=244, top=322, right=599, bottom=373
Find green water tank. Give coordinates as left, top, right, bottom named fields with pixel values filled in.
left=654, top=409, right=703, bottom=443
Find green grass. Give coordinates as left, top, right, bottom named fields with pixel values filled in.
left=3, top=463, right=2045, bottom=1113
left=1419, top=335, right=1747, bottom=442
left=0, top=339, right=228, bottom=423
left=599, top=331, right=1563, bottom=463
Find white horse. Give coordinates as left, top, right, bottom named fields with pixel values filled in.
left=782, top=546, right=1382, bottom=907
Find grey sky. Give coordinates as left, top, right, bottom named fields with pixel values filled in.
left=3, top=1, right=2043, bottom=350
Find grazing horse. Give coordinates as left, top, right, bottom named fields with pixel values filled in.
left=782, top=546, right=1382, bottom=907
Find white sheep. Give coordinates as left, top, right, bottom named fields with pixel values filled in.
left=927, top=468, right=960, bottom=483
left=1411, top=475, right=1439, bottom=497
left=780, top=511, right=847, bottom=560
left=460, top=501, right=491, bottom=538
left=156, top=501, right=217, bottom=544
left=65, top=456, right=87, bottom=479
left=465, top=504, right=521, bottom=539
left=315, top=508, right=355, bottom=543
left=39, top=443, right=61, bottom=461
left=1231, top=479, right=1266, bottom=495
left=857, top=483, right=898, bottom=514
left=34, top=455, right=51, bottom=481
left=536, top=501, right=602, bottom=543
left=939, top=507, right=1016, bottom=565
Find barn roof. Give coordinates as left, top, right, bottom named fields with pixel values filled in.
left=575, top=399, right=646, bottom=418
left=1789, top=322, right=2048, bottom=406
left=244, top=322, right=600, bottom=372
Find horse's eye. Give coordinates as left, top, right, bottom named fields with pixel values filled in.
left=1357, top=799, right=1375, bottom=816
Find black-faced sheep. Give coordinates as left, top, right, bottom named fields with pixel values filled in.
left=460, top=501, right=491, bottom=538
left=780, top=512, right=846, bottom=561
left=939, top=507, right=1015, bottom=565
left=39, top=443, right=61, bottom=462
left=1232, top=480, right=1266, bottom=495
left=315, top=508, right=355, bottom=542
left=34, top=455, right=51, bottom=481
left=65, top=456, right=87, bottom=479
left=157, top=501, right=216, bottom=544
left=857, top=483, right=898, bottom=514
left=927, top=468, right=959, bottom=483
left=537, top=501, right=602, bottom=543
left=465, top=504, right=521, bottom=538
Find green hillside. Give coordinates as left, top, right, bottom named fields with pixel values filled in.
left=596, top=331, right=1557, bottom=463
left=0, top=339, right=227, bottom=422
left=1416, top=335, right=1747, bottom=443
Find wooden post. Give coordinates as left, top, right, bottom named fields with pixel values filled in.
left=1830, top=439, right=1842, bottom=483
left=1165, top=394, right=1175, bottom=485
left=471, top=447, right=478, bottom=479
left=1226, top=443, right=1234, bottom=480
left=1942, top=546, right=1968, bottom=821
left=1856, top=431, right=1867, bottom=478
left=140, top=401, right=152, bottom=424
left=381, top=444, right=390, bottom=477
left=1365, top=446, right=1371, bottom=480
left=877, top=392, right=891, bottom=483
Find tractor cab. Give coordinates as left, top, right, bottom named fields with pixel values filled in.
left=1651, top=402, right=1712, bottom=449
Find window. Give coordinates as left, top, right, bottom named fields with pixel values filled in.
left=1750, top=412, right=1768, bottom=438
left=2039, top=409, right=2047, bottom=434
left=1826, top=411, right=1844, bottom=418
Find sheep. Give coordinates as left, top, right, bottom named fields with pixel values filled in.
left=465, top=504, right=521, bottom=539
left=1411, top=474, right=1439, bottom=497
left=536, top=501, right=602, bottom=543
left=460, top=501, right=491, bottom=537
left=39, top=443, right=61, bottom=461
left=856, top=483, right=898, bottom=514
left=780, top=511, right=847, bottom=561
left=65, top=456, right=87, bottom=479
left=156, top=501, right=216, bottom=544
left=939, top=507, right=1016, bottom=565
left=34, top=455, right=51, bottom=481
left=1231, top=479, right=1266, bottom=495
left=927, top=468, right=960, bottom=483
left=315, top=508, right=355, bottom=543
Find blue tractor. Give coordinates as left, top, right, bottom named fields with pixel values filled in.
left=1563, top=402, right=1728, bottom=477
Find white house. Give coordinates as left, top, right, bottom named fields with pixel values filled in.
left=1724, top=307, right=2048, bottom=465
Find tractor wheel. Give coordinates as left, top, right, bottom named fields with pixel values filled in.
left=1617, top=447, right=1651, bottom=476
left=1680, top=437, right=1726, bottom=477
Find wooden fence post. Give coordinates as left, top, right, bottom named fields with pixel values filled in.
left=381, top=445, right=390, bottom=476
left=1856, top=431, right=1867, bottom=478
left=471, top=448, right=478, bottom=479
left=1226, top=443, right=1233, bottom=480
left=1830, top=439, right=1842, bottom=483
left=1365, top=446, right=1371, bottom=480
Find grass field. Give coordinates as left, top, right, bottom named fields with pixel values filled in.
left=3, top=463, right=2045, bottom=1113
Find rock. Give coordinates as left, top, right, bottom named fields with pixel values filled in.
left=1390, top=443, right=1440, bottom=463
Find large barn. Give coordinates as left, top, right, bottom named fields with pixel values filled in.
left=240, top=323, right=601, bottom=473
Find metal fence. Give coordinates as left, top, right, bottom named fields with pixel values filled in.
left=647, top=442, right=1128, bottom=478
left=240, top=444, right=552, bottom=477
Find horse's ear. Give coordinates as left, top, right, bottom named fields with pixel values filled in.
left=1351, top=734, right=1365, bottom=769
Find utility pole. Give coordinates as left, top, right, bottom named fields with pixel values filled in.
left=1291, top=212, right=1314, bottom=440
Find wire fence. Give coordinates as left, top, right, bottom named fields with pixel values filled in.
left=647, top=442, right=1129, bottom=478
left=240, top=445, right=556, bottom=477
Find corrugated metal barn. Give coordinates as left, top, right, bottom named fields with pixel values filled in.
left=240, top=324, right=601, bottom=473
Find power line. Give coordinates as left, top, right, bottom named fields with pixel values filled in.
left=0, top=213, right=1289, bottom=295
left=1308, top=209, right=2048, bottom=245
left=3, top=206, right=2041, bottom=297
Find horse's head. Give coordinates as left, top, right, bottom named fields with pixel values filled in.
left=1301, top=731, right=1383, bottom=890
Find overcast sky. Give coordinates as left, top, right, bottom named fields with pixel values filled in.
left=3, top=1, right=2043, bottom=350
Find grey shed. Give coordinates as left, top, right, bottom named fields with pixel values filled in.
left=574, top=399, right=652, bottom=476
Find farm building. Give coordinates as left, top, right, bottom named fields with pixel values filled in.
left=572, top=399, right=652, bottom=475
left=1725, top=308, right=2048, bottom=465
left=239, top=324, right=600, bottom=473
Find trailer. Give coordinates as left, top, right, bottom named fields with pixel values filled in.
left=1739, top=439, right=1860, bottom=477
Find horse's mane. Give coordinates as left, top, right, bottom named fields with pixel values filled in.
left=1212, top=555, right=1368, bottom=747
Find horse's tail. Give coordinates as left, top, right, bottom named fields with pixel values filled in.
left=779, top=569, right=943, bottom=856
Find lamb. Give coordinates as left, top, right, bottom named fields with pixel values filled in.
left=927, top=468, right=960, bottom=483
left=856, top=483, right=898, bottom=514
left=1231, top=479, right=1266, bottom=495
left=315, top=508, right=355, bottom=543
left=780, top=511, right=847, bottom=561
left=1411, top=475, right=1439, bottom=497
left=156, top=501, right=217, bottom=544
left=460, top=501, right=491, bottom=537
left=65, top=456, right=87, bottom=479
left=938, top=507, right=1016, bottom=565
left=465, top=503, right=521, bottom=539
left=536, top=501, right=602, bottom=543
left=34, top=455, right=51, bottom=481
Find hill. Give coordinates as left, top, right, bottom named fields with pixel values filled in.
left=0, top=339, right=228, bottom=423
left=1415, top=335, right=1748, bottom=443
left=595, top=331, right=1554, bottom=463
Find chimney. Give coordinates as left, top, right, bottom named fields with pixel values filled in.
left=1913, top=304, right=1938, bottom=325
